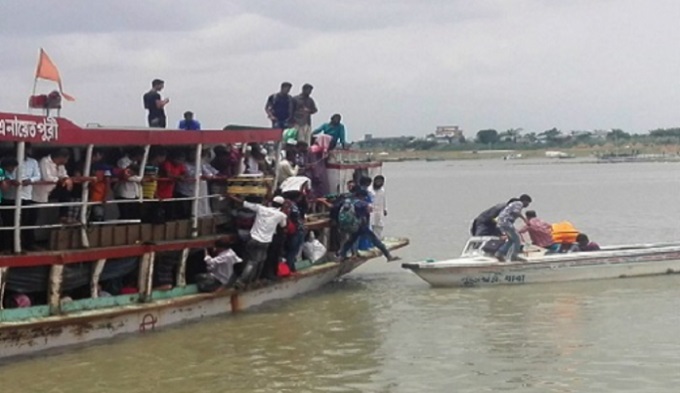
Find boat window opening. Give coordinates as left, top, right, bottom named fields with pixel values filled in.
left=0, top=135, right=291, bottom=310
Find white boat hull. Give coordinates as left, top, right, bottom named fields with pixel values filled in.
left=0, top=239, right=408, bottom=361
left=402, top=238, right=680, bottom=288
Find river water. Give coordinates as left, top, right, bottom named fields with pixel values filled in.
left=2, top=159, right=680, bottom=392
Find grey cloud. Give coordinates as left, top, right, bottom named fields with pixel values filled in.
left=1, top=0, right=680, bottom=136
left=0, top=0, right=228, bottom=36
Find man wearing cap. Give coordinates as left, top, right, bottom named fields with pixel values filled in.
left=292, top=83, right=318, bottom=147
left=228, top=195, right=288, bottom=287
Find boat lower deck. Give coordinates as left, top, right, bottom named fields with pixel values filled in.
left=0, top=238, right=409, bottom=361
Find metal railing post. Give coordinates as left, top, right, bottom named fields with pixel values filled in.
left=177, top=143, right=203, bottom=287
left=48, top=264, right=64, bottom=315
left=79, top=144, right=94, bottom=248
left=12, top=142, right=26, bottom=254
left=90, top=258, right=106, bottom=298
left=273, top=141, right=282, bottom=191
left=0, top=267, right=7, bottom=312
left=138, top=251, right=155, bottom=302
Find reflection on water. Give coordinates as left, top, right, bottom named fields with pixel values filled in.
left=2, top=160, right=680, bottom=392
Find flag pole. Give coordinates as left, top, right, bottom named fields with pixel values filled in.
left=29, top=77, right=38, bottom=113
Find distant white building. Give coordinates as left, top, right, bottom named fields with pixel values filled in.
left=433, top=126, right=464, bottom=143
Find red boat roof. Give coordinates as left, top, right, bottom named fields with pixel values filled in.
left=0, top=112, right=281, bottom=146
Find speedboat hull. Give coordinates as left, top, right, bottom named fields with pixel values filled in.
left=402, top=237, right=680, bottom=287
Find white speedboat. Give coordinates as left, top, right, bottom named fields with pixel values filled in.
left=401, top=237, right=680, bottom=287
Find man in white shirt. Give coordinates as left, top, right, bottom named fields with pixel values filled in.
left=34, top=148, right=72, bottom=222
left=369, top=175, right=387, bottom=239
left=114, top=147, right=144, bottom=220
left=2, top=143, right=42, bottom=250
left=197, top=240, right=244, bottom=292
left=228, top=195, right=287, bottom=288
left=276, top=145, right=299, bottom=186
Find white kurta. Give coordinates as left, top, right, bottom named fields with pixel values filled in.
left=369, top=187, right=386, bottom=229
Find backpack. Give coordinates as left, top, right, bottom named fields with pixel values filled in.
left=337, top=198, right=360, bottom=233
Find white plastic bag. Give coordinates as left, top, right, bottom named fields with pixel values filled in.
left=302, top=233, right=327, bottom=262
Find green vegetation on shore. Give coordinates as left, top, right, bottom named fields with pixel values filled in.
left=356, top=127, right=680, bottom=161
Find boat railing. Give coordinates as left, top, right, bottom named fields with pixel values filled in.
left=327, top=149, right=377, bottom=164
left=461, top=236, right=500, bottom=257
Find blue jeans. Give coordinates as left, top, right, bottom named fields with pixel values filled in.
left=497, top=224, right=521, bottom=260
left=340, top=225, right=391, bottom=259
left=286, top=231, right=305, bottom=271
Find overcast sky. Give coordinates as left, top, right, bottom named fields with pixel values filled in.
left=1, top=0, right=679, bottom=138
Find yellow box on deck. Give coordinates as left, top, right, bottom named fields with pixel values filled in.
left=226, top=176, right=273, bottom=196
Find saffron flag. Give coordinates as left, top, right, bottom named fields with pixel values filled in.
left=34, top=48, right=75, bottom=101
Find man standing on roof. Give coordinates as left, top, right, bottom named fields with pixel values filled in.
left=265, top=82, right=294, bottom=129
left=293, top=83, right=318, bottom=147
left=313, top=114, right=347, bottom=150
left=143, top=79, right=169, bottom=128
left=228, top=195, right=288, bottom=288
left=178, top=111, right=201, bottom=130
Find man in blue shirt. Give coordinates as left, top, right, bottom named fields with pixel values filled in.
left=265, top=82, right=294, bottom=129
left=178, top=111, right=201, bottom=130
left=313, top=114, right=347, bottom=149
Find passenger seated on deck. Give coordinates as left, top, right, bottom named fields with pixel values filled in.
left=569, top=233, right=601, bottom=252
left=518, top=210, right=554, bottom=249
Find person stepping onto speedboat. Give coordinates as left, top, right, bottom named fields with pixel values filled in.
left=494, top=194, right=532, bottom=262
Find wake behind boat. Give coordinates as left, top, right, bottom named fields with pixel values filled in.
left=401, top=236, right=680, bottom=287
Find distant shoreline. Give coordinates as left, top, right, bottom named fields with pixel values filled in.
left=360, top=145, right=680, bottom=162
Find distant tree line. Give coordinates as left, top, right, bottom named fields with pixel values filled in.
left=356, top=127, right=680, bottom=151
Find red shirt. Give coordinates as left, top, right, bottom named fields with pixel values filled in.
left=157, top=161, right=187, bottom=199
left=519, top=217, right=554, bottom=248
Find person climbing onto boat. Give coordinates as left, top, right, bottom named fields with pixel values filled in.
left=336, top=188, right=399, bottom=262
left=494, top=194, right=532, bottom=262
left=569, top=233, right=600, bottom=252
left=470, top=197, right=519, bottom=237
left=313, top=114, right=347, bottom=150
left=228, top=195, right=288, bottom=288
left=518, top=210, right=553, bottom=249
left=197, top=240, right=243, bottom=292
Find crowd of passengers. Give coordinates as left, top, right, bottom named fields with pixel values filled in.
left=471, top=195, right=601, bottom=262
left=0, top=78, right=391, bottom=308
left=0, top=141, right=394, bottom=307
